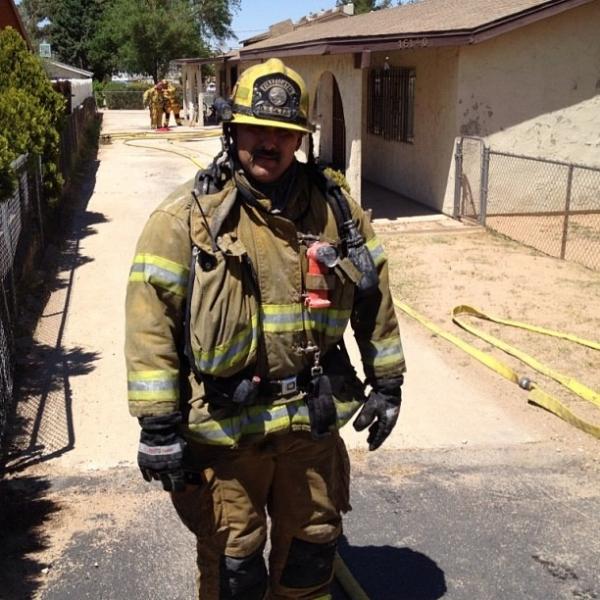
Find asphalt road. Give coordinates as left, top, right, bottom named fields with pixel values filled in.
left=2, top=442, right=598, bottom=600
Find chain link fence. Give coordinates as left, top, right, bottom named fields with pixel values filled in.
left=455, top=139, right=600, bottom=271
left=0, top=155, right=44, bottom=448
left=0, top=99, right=97, bottom=450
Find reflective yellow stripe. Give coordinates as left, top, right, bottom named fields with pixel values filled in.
left=127, top=370, right=179, bottom=401
left=194, top=314, right=259, bottom=375
left=307, top=307, right=351, bottom=337
left=261, top=304, right=351, bottom=338
left=366, top=236, right=386, bottom=267
left=359, top=335, right=404, bottom=368
left=187, top=397, right=362, bottom=446
left=262, top=304, right=304, bottom=333
left=129, top=253, right=188, bottom=297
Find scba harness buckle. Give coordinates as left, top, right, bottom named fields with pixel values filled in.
left=279, top=375, right=298, bottom=396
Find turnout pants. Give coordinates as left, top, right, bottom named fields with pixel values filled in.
left=171, top=430, right=351, bottom=599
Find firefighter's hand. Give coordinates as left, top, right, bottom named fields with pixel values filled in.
left=353, top=378, right=403, bottom=451
left=137, top=412, right=186, bottom=492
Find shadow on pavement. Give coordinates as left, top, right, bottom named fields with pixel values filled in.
left=337, top=535, right=447, bottom=600
left=0, top=475, right=58, bottom=599
left=2, top=121, right=104, bottom=473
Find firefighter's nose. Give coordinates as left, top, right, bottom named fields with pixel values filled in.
left=258, top=127, right=279, bottom=148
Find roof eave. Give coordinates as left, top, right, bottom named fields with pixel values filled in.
left=239, top=0, right=595, bottom=60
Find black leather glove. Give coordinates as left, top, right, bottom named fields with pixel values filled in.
left=137, top=412, right=186, bottom=492
left=353, top=377, right=403, bottom=451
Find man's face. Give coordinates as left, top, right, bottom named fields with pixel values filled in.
left=235, top=124, right=303, bottom=184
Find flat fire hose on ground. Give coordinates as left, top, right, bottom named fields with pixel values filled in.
left=393, top=299, right=600, bottom=440
left=123, top=138, right=207, bottom=169
left=334, top=552, right=370, bottom=600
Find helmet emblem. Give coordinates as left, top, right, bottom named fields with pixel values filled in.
left=268, top=85, right=288, bottom=107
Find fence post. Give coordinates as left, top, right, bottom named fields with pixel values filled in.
left=479, top=146, right=490, bottom=226
left=453, top=138, right=463, bottom=218
left=35, top=155, right=45, bottom=247
left=560, top=164, right=574, bottom=260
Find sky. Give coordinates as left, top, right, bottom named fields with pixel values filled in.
left=228, top=0, right=339, bottom=47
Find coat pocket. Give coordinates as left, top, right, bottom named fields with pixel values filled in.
left=188, top=244, right=259, bottom=378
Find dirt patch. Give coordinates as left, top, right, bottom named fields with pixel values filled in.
left=375, top=219, right=600, bottom=435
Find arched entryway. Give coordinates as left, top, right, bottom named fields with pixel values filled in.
left=313, top=72, right=346, bottom=172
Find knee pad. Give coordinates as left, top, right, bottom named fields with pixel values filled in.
left=219, top=546, right=267, bottom=600
left=280, top=537, right=337, bottom=589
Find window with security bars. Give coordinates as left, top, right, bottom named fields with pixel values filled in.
left=368, top=67, right=415, bottom=143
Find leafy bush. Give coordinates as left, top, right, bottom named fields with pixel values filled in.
left=0, top=27, right=65, bottom=201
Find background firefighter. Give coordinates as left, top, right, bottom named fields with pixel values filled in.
left=143, top=83, right=165, bottom=129
left=160, top=79, right=182, bottom=126
left=125, top=58, right=406, bottom=599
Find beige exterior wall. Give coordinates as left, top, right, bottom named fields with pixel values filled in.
left=442, top=0, right=600, bottom=212
left=234, top=1, right=600, bottom=215
left=362, top=47, right=460, bottom=211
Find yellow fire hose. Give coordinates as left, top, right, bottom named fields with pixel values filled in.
left=122, top=138, right=208, bottom=169
left=100, top=128, right=221, bottom=144
left=394, top=299, right=600, bottom=439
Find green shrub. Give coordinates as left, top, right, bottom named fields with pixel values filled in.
left=0, top=27, right=65, bottom=202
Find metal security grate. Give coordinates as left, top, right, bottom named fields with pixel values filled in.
left=368, top=66, right=415, bottom=143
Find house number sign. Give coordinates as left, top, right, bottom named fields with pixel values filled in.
left=398, top=38, right=429, bottom=48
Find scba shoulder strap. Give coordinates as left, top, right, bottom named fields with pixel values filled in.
left=311, top=165, right=379, bottom=295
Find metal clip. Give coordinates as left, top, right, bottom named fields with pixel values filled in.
left=311, top=349, right=323, bottom=377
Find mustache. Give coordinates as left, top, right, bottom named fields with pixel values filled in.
left=252, top=148, right=280, bottom=161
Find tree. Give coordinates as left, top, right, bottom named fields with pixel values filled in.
left=18, top=0, right=113, bottom=77
left=190, top=0, right=241, bottom=42
left=337, top=0, right=394, bottom=14
left=0, top=27, right=64, bottom=200
left=92, top=0, right=208, bottom=83
left=47, top=0, right=111, bottom=70
left=88, top=0, right=239, bottom=81
left=17, top=0, right=52, bottom=46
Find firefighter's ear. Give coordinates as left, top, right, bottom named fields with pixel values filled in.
left=295, top=133, right=303, bottom=151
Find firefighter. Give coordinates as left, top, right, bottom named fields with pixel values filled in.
left=125, top=58, right=406, bottom=599
left=143, top=83, right=164, bottom=129
left=160, top=79, right=182, bottom=126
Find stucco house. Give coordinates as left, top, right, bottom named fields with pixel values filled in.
left=214, top=0, right=599, bottom=217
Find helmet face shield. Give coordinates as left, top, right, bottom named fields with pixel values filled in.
left=229, top=59, right=314, bottom=133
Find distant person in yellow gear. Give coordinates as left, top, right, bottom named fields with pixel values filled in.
left=159, top=79, right=182, bottom=127
left=143, top=83, right=164, bottom=129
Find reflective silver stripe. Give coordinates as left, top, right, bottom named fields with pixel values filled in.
left=360, top=336, right=404, bottom=366
left=187, top=398, right=362, bottom=446
left=195, top=315, right=258, bottom=374
left=138, top=442, right=182, bottom=455
left=129, top=254, right=188, bottom=296
left=128, top=379, right=177, bottom=392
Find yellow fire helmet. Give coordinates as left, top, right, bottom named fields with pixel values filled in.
left=229, top=58, right=315, bottom=134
